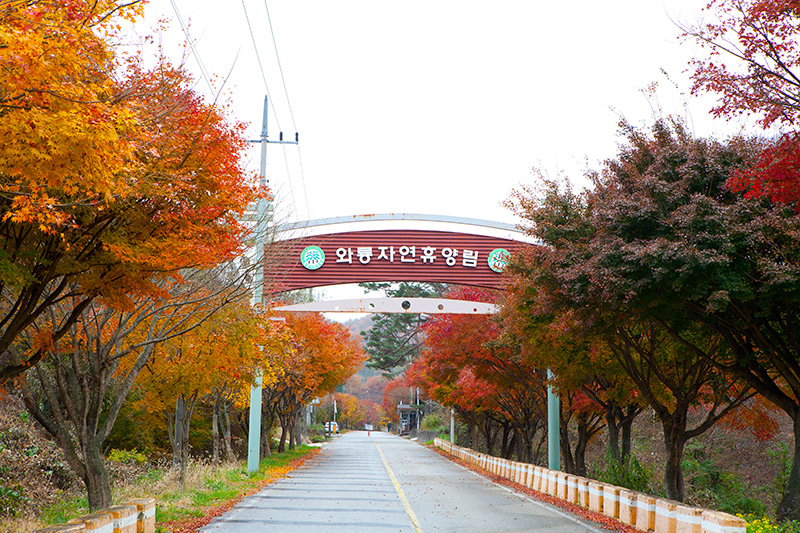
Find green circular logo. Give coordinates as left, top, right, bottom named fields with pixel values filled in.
left=487, top=248, right=510, bottom=273
left=300, top=246, right=325, bottom=270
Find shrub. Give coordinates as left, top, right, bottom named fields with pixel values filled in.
left=744, top=515, right=800, bottom=533
left=682, top=442, right=765, bottom=516
left=0, top=485, right=28, bottom=517
left=108, top=449, right=148, bottom=464
left=593, top=449, right=653, bottom=494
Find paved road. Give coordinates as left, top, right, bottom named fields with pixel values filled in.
left=201, top=431, right=603, bottom=532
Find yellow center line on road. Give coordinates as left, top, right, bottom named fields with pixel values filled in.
left=374, top=440, right=423, bottom=533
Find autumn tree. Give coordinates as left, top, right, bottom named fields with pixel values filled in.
left=133, top=299, right=277, bottom=483
left=2, top=2, right=271, bottom=511
left=406, top=287, right=550, bottom=462
left=16, top=266, right=251, bottom=510
left=683, top=0, right=800, bottom=210
left=0, top=0, right=259, bottom=381
left=265, top=313, right=364, bottom=451
left=507, top=121, right=766, bottom=501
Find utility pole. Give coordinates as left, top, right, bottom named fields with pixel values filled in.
left=247, top=95, right=298, bottom=472
left=547, top=368, right=560, bottom=471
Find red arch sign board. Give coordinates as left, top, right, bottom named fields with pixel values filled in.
left=267, top=229, right=522, bottom=293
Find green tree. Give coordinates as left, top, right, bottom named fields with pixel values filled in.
left=360, top=282, right=447, bottom=374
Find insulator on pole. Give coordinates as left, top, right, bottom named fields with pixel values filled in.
left=279, top=132, right=283, bottom=141
left=295, top=132, right=299, bottom=142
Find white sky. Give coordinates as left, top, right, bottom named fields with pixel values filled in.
left=135, top=1, right=757, bottom=316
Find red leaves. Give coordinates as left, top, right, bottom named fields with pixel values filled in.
left=728, top=132, right=800, bottom=210
left=685, top=0, right=800, bottom=129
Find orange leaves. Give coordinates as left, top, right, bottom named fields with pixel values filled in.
left=271, top=313, right=366, bottom=402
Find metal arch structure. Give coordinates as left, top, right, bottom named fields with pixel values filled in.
left=248, top=212, right=560, bottom=473
left=273, top=297, right=501, bottom=314
left=276, top=213, right=522, bottom=234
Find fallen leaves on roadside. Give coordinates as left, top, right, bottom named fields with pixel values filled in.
left=430, top=447, right=638, bottom=532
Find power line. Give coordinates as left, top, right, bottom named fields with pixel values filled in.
left=263, top=0, right=296, bottom=131
left=242, top=0, right=310, bottom=218
left=263, top=0, right=310, bottom=218
left=241, top=0, right=281, bottom=132
left=169, top=0, right=215, bottom=97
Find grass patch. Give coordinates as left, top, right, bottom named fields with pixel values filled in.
left=16, top=446, right=319, bottom=531
left=151, top=446, right=319, bottom=531
left=40, top=494, right=89, bottom=525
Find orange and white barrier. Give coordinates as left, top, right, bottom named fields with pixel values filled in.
left=433, top=438, right=745, bottom=533
left=38, top=498, right=156, bottom=533
left=68, top=512, right=113, bottom=533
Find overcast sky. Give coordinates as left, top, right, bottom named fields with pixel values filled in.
left=137, top=1, right=753, bottom=224
left=135, top=1, right=755, bottom=314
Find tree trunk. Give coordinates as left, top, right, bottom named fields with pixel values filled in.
left=168, top=391, right=198, bottom=488
left=500, top=423, right=512, bottom=459
left=662, top=419, right=687, bottom=502
left=574, top=417, right=592, bottom=477
left=620, top=413, right=634, bottom=464
left=171, top=394, right=186, bottom=469
left=288, top=415, right=296, bottom=450
left=212, top=398, right=220, bottom=464
left=483, top=418, right=496, bottom=455
left=278, top=423, right=288, bottom=453
left=605, top=406, right=621, bottom=463
left=222, top=400, right=235, bottom=460
left=83, top=438, right=113, bottom=511
left=469, top=423, right=479, bottom=451
left=777, top=416, right=800, bottom=521
left=560, top=418, right=576, bottom=475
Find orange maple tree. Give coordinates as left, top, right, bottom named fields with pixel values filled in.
left=0, top=0, right=259, bottom=380
left=263, top=312, right=365, bottom=452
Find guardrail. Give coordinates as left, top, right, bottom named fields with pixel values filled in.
left=434, top=438, right=745, bottom=533
left=34, top=497, right=155, bottom=533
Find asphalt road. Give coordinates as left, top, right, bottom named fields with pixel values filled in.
left=201, top=431, right=604, bottom=532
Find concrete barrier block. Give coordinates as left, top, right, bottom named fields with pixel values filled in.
left=676, top=504, right=702, bottom=533
left=524, top=464, right=534, bottom=488
left=588, top=481, right=604, bottom=514
left=107, top=505, right=138, bottom=533
left=618, top=488, right=637, bottom=527
left=557, top=472, right=569, bottom=500
left=636, top=494, right=656, bottom=532
left=577, top=477, right=590, bottom=508
left=126, top=498, right=156, bottom=533
left=566, top=475, right=579, bottom=504
left=546, top=470, right=559, bottom=497
left=603, top=485, right=621, bottom=519
left=68, top=511, right=113, bottom=533
left=514, top=462, right=524, bottom=484
left=700, top=510, right=746, bottom=533
left=532, top=466, right=543, bottom=491
left=655, top=499, right=678, bottom=533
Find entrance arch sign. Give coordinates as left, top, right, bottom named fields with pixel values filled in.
left=249, top=213, right=559, bottom=473
left=270, top=229, right=520, bottom=292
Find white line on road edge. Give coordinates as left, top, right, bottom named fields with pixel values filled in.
left=374, top=441, right=423, bottom=533
left=442, top=453, right=605, bottom=533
